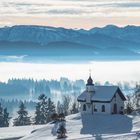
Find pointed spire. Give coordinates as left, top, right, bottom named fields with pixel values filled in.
left=86, top=69, right=94, bottom=85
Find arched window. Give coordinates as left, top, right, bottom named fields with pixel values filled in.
left=113, top=103, right=117, bottom=114
left=102, top=105, right=105, bottom=112
left=94, top=105, right=97, bottom=112
left=83, top=104, right=86, bottom=111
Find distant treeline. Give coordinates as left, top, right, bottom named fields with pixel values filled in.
left=0, top=98, right=35, bottom=116
left=0, top=78, right=136, bottom=100
left=0, top=78, right=85, bottom=100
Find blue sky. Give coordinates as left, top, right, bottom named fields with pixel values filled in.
left=0, top=0, right=140, bottom=28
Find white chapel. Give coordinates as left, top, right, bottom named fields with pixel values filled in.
left=77, top=76, right=126, bottom=114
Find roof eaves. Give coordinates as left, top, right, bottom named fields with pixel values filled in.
left=91, top=100, right=111, bottom=103
left=77, top=99, right=86, bottom=102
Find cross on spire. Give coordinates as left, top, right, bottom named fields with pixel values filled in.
left=89, top=69, right=91, bottom=77
left=87, top=69, right=93, bottom=85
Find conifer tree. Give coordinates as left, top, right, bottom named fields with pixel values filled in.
left=0, top=103, right=4, bottom=127
left=34, top=102, right=42, bottom=124
left=125, top=95, right=134, bottom=114
left=34, top=94, right=48, bottom=124
left=47, top=98, right=56, bottom=122
left=71, top=102, right=78, bottom=114
left=13, top=102, right=31, bottom=126
left=34, top=94, right=56, bottom=124
left=57, top=101, right=63, bottom=114
left=3, top=108, right=10, bottom=127
left=0, top=103, right=10, bottom=127
left=62, top=95, right=71, bottom=116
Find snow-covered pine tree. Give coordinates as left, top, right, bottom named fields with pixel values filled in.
left=47, top=98, right=56, bottom=122
left=0, top=104, right=10, bottom=127
left=71, top=102, right=79, bottom=114
left=125, top=95, right=134, bottom=114
left=0, top=103, right=4, bottom=127
left=62, top=95, right=71, bottom=116
left=135, top=84, right=140, bottom=109
left=34, top=94, right=48, bottom=124
left=13, top=102, right=31, bottom=126
left=3, top=108, right=10, bottom=127
left=57, top=101, right=63, bottom=114
left=34, top=102, right=42, bottom=124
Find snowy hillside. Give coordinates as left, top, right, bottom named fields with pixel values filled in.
left=0, top=125, right=44, bottom=140
left=1, top=113, right=140, bottom=140
left=0, top=25, right=140, bottom=62
left=20, top=113, right=140, bottom=140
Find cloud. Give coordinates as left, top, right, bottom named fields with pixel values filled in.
left=0, top=55, right=27, bottom=62
left=114, top=2, right=140, bottom=8
left=0, top=0, right=140, bottom=18
left=47, top=9, right=82, bottom=15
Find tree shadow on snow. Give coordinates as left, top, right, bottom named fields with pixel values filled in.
left=80, top=114, right=132, bottom=139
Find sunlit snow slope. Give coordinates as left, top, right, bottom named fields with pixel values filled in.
left=20, top=113, right=140, bottom=140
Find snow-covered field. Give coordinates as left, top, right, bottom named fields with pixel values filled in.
left=0, top=125, right=44, bottom=140
left=1, top=113, right=140, bottom=140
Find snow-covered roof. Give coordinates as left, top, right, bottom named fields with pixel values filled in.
left=77, top=86, right=126, bottom=102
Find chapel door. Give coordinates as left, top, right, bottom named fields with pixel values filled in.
left=113, top=103, right=117, bottom=114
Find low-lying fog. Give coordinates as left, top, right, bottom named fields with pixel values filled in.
left=0, top=61, right=140, bottom=84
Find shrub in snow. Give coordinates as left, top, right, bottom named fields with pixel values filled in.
left=51, top=113, right=67, bottom=139
left=58, top=113, right=65, bottom=121
left=51, top=113, right=59, bottom=123
left=57, top=123, right=67, bottom=139
left=57, top=126, right=66, bottom=139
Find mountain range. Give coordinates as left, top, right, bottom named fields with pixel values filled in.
left=0, top=25, right=140, bottom=62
